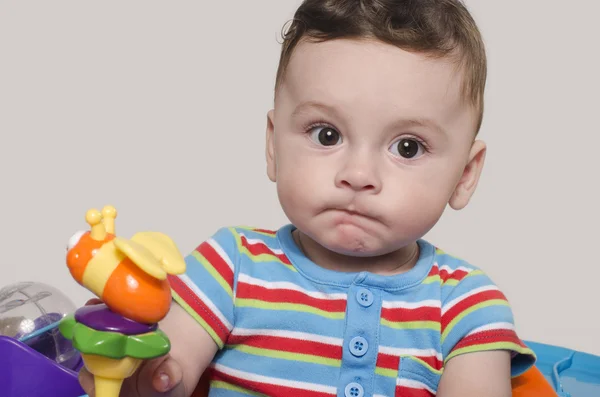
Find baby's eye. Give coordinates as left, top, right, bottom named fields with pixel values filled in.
left=67, top=230, right=86, bottom=251
left=309, top=126, right=342, bottom=146
left=389, top=138, right=425, bottom=159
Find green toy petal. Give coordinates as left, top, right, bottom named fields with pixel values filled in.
left=59, top=315, right=170, bottom=359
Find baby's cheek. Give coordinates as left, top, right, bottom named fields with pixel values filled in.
left=278, top=180, right=302, bottom=210
left=397, top=191, right=446, bottom=234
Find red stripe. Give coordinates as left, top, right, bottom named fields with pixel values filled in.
left=414, top=355, right=442, bottom=370
left=376, top=353, right=400, bottom=371
left=236, top=282, right=347, bottom=313
left=196, top=241, right=234, bottom=290
left=252, top=228, right=277, bottom=235
left=441, top=290, right=507, bottom=331
left=395, top=386, right=434, bottom=397
left=211, top=368, right=335, bottom=397
left=241, top=235, right=292, bottom=265
left=377, top=352, right=442, bottom=372
left=439, top=268, right=469, bottom=284
left=452, top=329, right=526, bottom=351
left=227, top=334, right=342, bottom=360
left=168, top=275, right=230, bottom=343
left=381, top=306, right=440, bottom=323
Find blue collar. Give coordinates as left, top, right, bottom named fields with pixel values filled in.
left=276, top=224, right=435, bottom=291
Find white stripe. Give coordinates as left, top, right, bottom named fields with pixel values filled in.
left=212, top=363, right=337, bottom=394
left=239, top=233, right=285, bottom=255
left=238, top=273, right=347, bottom=300
left=231, top=327, right=343, bottom=346
left=208, top=238, right=234, bottom=273
left=466, top=322, right=515, bottom=337
left=396, top=378, right=436, bottom=394
left=441, top=285, right=499, bottom=315
left=379, top=345, right=443, bottom=361
left=438, top=264, right=474, bottom=275
left=179, top=274, right=233, bottom=330
left=381, top=299, right=440, bottom=310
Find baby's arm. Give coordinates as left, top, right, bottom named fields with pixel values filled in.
left=436, top=350, right=512, bottom=397
left=435, top=261, right=536, bottom=397
left=152, top=301, right=218, bottom=395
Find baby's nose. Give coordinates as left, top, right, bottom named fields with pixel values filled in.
left=335, top=161, right=381, bottom=193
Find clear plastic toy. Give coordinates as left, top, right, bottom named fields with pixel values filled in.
left=0, top=281, right=81, bottom=370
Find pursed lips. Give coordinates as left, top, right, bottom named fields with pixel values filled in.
left=331, top=208, right=377, bottom=221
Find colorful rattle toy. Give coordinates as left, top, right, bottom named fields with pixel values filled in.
left=59, top=205, right=186, bottom=397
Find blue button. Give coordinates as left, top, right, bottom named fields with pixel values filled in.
left=345, top=382, right=364, bottom=397
left=356, top=288, right=373, bottom=307
left=349, top=336, right=368, bottom=357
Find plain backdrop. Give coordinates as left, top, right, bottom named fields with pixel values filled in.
left=1, top=1, right=598, bottom=356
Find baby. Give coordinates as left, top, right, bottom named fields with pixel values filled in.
left=80, top=0, right=536, bottom=396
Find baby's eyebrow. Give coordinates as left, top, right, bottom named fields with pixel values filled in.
left=292, top=100, right=446, bottom=136
left=390, top=117, right=447, bottom=136
left=291, top=100, right=343, bottom=119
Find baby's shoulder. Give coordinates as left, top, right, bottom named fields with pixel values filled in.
left=191, top=225, right=284, bottom=263
left=197, top=225, right=280, bottom=246
left=426, top=243, right=506, bottom=304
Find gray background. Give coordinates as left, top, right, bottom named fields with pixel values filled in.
left=1, top=1, right=598, bottom=355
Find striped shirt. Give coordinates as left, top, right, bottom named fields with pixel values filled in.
left=170, top=224, right=536, bottom=397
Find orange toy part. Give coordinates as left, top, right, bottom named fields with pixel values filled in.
left=66, top=231, right=115, bottom=284
left=101, top=257, right=172, bottom=324
left=511, top=366, right=558, bottom=396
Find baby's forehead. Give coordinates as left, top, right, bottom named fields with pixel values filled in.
left=279, top=39, right=472, bottom=126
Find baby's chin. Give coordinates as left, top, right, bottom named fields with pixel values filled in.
left=317, top=230, right=392, bottom=257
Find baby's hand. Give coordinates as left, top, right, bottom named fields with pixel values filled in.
left=77, top=299, right=187, bottom=397
left=78, top=354, right=187, bottom=397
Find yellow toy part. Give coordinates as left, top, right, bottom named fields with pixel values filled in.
left=113, top=232, right=186, bottom=280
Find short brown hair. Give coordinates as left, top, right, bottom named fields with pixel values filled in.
left=274, top=0, right=487, bottom=133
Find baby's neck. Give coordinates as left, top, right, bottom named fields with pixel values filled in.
left=292, top=229, right=419, bottom=276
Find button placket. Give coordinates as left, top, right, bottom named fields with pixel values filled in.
left=337, top=284, right=381, bottom=397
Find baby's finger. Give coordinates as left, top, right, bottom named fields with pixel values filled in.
left=78, top=367, right=95, bottom=397
left=151, top=356, right=184, bottom=393
left=84, top=298, right=103, bottom=306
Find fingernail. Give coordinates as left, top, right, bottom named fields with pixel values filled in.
left=157, top=372, right=170, bottom=390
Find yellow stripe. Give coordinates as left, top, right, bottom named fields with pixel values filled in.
left=191, top=251, right=233, bottom=298
left=422, top=275, right=441, bottom=285
left=211, top=381, right=264, bottom=396
left=236, top=298, right=345, bottom=320
left=82, top=241, right=125, bottom=298
left=375, top=366, right=397, bottom=378
left=441, top=299, right=509, bottom=342
left=230, top=344, right=341, bottom=367
left=380, top=319, right=440, bottom=331
left=445, top=342, right=535, bottom=364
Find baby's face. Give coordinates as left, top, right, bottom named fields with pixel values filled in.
left=267, top=38, right=483, bottom=256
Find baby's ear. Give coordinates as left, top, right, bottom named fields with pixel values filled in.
left=449, top=140, right=486, bottom=210
left=265, top=109, right=276, bottom=182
